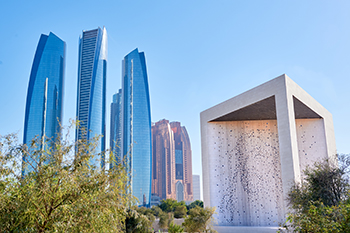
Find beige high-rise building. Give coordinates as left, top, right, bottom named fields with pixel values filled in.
left=151, top=119, right=193, bottom=202
left=151, top=119, right=176, bottom=200
left=170, top=122, right=193, bottom=202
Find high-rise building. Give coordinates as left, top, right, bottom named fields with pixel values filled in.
left=76, top=27, right=107, bottom=169
left=110, top=89, right=122, bottom=169
left=192, top=175, right=201, bottom=201
left=121, top=48, right=152, bottom=207
left=23, top=32, right=66, bottom=174
left=151, top=120, right=193, bottom=202
left=152, top=119, right=176, bottom=201
left=170, top=122, right=193, bottom=202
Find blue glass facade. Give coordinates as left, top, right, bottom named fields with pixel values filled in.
left=175, top=149, right=183, bottom=179
left=76, top=27, right=107, bottom=169
left=110, top=89, right=122, bottom=169
left=23, top=32, right=66, bottom=174
left=122, top=48, right=152, bottom=207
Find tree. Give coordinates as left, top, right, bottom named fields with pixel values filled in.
left=135, top=206, right=155, bottom=227
left=159, top=199, right=185, bottom=213
left=174, top=205, right=187, bottom=218
left=151, top=205, right=162, bottom=217
left=168, top=222, right=184, bottom=233
left=187, top=200, right=204, bottom=212
left=182, top=206, right=217, bottom=233
left=0, top=125, right=132, bottom=232
left=279, top=200, right=350, bottom=233
left=279, top=155, right=350, bottom=233
left=287, top=156, right=350, bottom=213
left=125, top=208, right=154, bottom=233
left=158, top=211, right=174, bottom=231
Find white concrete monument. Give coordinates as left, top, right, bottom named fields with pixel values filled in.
left=200, top=74, right=336, bottom=228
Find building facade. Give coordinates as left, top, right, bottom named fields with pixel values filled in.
left=192, top=174, right=201, bottom=201
left=201, top=74, right=337, bottom=227
left=170, top=122, right=193, bottom=202
left=110, top=89, right=122, bottom=169
left=151, top=119, right=176, bottom=200
left=121, top=48, right=152, bottom=207
left=23, top=32, right=66, bottom=174
left=151, top=120, right=194, bottom=203
left=76, top=27, right=107, bottom=169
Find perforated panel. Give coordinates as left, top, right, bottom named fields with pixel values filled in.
left=208, top=120, right=284, bottom=226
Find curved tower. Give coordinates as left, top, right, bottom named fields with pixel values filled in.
left=23, top=32, right=66, bottom=173
left=122, top=48, right=152, bottom=207
left=76, top=27, right=107, bottom=169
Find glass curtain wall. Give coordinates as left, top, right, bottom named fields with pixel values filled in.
left=23, top=32, right=66, bottom=175
left=122, top=48, right=152, bottom=207
left=76, top=27, right=107, bottom=169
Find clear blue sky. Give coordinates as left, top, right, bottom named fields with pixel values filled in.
left=1, top=1, right=350, bottom=187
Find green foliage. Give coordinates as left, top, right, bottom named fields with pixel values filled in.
left=125, top=208, right=154, bottom=233
left=174, top=205, right=187, bottom=218
left=287, top=156, right=350, bottom=213
left=182, top=206, right=217, bottom=233
left=279, top=155, right=350, bottom=232
left=168, top=222, right=184, bottom=233
left=135, top=206, right=155, bottom=226
left=151, top=205, right=162, bottom=217
left=159, top=199, right=185, bottom=213
left=187, top=200, right=204, bottom=212
left=0, top=124, right=132, bottom=232
left=158, top=211, right=174, bottom=230
left=279, top=199, right=350, bottom=233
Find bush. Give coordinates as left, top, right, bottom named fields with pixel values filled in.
left=168, top=222, right=184, bottom=233
left=125, top=208, right=154, bottom=233
left=182, top=206, right=217, bottom=233
left=174, top=205, right=187, bottom=218
left=158, top=211, right=174, bottom=231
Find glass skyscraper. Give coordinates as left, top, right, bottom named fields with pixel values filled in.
left=110, top=89, right=122, bottom=169
left=76, top=27, right=107, bottom=169
left=23, top=32, right=66, bottom=174
left=121, top=48, right=152, bottom=207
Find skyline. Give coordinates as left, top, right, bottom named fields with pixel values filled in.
left=1, top=1, right=350, bottom=191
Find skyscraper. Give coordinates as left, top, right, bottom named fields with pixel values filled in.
left=152, top=119, right=193, bottom=202
left=110, top=89, right=122, bottom=169
left=121, top=48, right=152, bottom=207
left=76, top=27, right=107, bottom=169
left=170, top=122, right=193, bottom=202
left=23, top=32, right=66, bottom=174
left=152, top=119, right=176, bottom=201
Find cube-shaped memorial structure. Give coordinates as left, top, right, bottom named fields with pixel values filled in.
left=200, top=74, right=336, bottom=227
